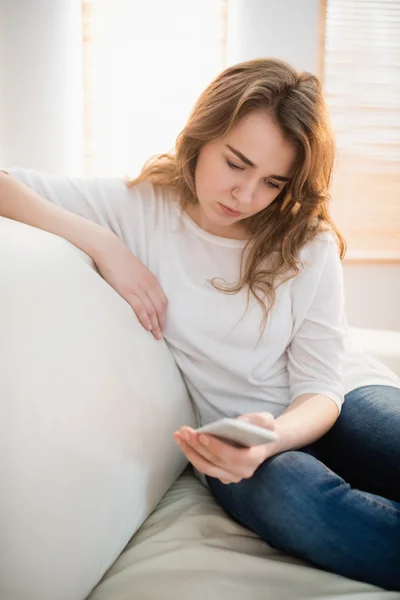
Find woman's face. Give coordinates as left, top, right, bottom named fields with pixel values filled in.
left=192, top=110, right=297, bottom=239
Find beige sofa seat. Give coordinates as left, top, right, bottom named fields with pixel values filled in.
left=89, top=467, right=400, bottom=600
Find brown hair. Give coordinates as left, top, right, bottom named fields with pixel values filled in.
left=127, top=58, right=346, bottom=331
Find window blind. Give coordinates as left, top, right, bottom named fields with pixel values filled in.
left=322, top=0, right=400, bottom=258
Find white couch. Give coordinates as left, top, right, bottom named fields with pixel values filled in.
left=1, top=217, right=399, bottom=600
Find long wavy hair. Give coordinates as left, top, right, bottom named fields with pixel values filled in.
left=127, top=58, right=346, bottom=330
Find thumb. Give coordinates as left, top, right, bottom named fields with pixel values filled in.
left=237, top=412, right=275, bottom=430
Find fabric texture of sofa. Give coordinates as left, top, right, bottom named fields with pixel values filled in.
left=1, top=216, right=399, bottom=600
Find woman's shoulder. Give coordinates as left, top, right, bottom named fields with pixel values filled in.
left=289, top=228, right=342, bottom=296
left=125, top=180, right=182, bottom=224
left=298, top=227, right=339, bottom=267
left=124, top=178, right=177, bottom=204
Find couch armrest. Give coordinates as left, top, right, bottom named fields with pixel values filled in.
left=0, top=217, right=196, bottom=600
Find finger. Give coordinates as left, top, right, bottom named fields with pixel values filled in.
left=237, top=412, right=275, bottom=430
left=128, top=294, right=153, bottom=332
left=135, top=291, right=163, bottom=339
left=197, top=433, right=260, bottom=478
left=174, top=431, right=250, bottom=484
left=178, top=428, right=255, bottom=480
left=158, top=286, right=168, bottom=311
left=146, top=287, right=167, bottom=334
left=173, top=435, right=241, bottom=483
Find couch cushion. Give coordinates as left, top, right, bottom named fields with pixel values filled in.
left=88, top=468, right=398, bottom=600
left=349, top=327, right=400, bottom=377
left=0, top=218, right=196, bottom=600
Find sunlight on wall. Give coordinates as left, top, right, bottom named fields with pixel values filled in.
left=83, top=0, right=225, bottom=177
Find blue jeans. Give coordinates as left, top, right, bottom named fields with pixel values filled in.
left=206, top=386, right=400, bottom=591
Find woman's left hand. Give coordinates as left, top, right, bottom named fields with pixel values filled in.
left=173, top=413, right=278, bottom=484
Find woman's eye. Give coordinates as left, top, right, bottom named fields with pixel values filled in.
left=226, top=159, right=280, bottom=189
left=265, top=179, right=280, bottom=189
left=226, top=159, right=243, bottom=171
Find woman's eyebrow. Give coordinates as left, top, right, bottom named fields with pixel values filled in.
left=225, top=144, right=290, bottom=182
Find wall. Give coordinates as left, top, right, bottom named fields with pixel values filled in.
left=0, top=0, right=84, bottom=175
left=0, top=0, right=6, bottom=166
left=0, top=0, right=398, bottom=330
left=342, top=264, right=399, bottom=330
left=227, top=0, right=320, bottom=73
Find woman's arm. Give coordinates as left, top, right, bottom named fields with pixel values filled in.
left=0, top=171, right=167, bottom=338
left=173, top=394, right=339, bottom=485
left=229, top=392, right=340, bottom=459
left=0, top=170, right=113, bottom=258
left=272, top=392, right=339, bottom=453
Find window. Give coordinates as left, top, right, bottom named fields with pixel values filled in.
left=322, top=0, right=400, bottom=259
left=82, top=0, right=227, bottom=178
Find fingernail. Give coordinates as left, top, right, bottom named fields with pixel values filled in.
left=199, top=435, right=209, bottom=447
left=147, top=324, right=152, bottom=331
left=182, top=430, right=190, bottom=442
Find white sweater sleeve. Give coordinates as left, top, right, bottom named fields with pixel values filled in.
left=2, top=167, right=150, bottom=261
left=287, top=235, right=347, bottom=412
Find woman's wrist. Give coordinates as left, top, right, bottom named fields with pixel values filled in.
left=268, top=421, right=296, bottom=455
left=82, top=223, right=117, bottom=263
left=271, top=394, right=339, bottom=455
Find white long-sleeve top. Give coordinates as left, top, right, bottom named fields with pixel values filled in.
left=5, top=169, right=399, bottom=425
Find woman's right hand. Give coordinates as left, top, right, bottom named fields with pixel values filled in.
left=94, top=232, right=168, bottom=340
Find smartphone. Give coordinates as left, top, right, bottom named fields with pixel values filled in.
left=196, top=417, right=279, bottom=448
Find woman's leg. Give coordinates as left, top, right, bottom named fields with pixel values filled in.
left=207, top=450, right=400, bottom=590
left=315, top=385, right=400, bottom=502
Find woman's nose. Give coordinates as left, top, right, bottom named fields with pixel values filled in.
left=233, top=183, right=255, bottom=205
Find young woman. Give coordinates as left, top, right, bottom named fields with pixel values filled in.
left=0, top=58, right=399, bottom=590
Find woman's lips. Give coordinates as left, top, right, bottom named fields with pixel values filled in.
left=218, top=203, right=241, bottom=217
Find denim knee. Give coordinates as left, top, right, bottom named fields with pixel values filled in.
left=208, top=449, right=400, bottom=590
left=208, top=450, right=324, bottom=549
